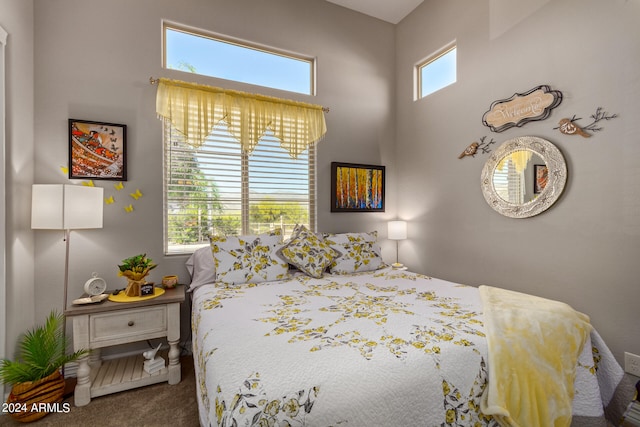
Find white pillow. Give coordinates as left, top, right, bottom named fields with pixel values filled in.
left=211, top=229, right=285, bottom=285
left=185, top=246, right=216, bottom=291
left=247, top=238, right=289, bottom=283
left=322, top=231, right=384, bottom=274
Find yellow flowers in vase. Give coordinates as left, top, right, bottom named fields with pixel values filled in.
left=118, top=254, right=157, bottom=297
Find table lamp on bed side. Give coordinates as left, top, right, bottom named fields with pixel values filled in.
left=387, top=220, right=407, bottom=269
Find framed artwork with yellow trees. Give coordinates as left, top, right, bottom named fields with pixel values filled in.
left=331, top=162, right=385, bottom=212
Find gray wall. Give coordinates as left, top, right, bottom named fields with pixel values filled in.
left=0, top=0, right=36, bottom=368
left=4, top=0, right=637, bottom=369
left=395, top=0, right=640, bottom=363
left=27, top=0, right=396, bottom=353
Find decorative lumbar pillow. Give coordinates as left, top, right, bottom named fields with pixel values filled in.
left=279, top=225, right=339, bottom=278
left=185, top=246, right=217, bottom=291
left=322, top=231, right=384, bottom=274
left=211, top=229, right=283, bottom=285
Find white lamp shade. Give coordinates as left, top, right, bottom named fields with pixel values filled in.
left=388, top=220, right=407, bottom=240
left=31, top=184, right=104, bottom=230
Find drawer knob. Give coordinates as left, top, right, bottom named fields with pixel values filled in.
left=128, top=321, right=135, bottom=327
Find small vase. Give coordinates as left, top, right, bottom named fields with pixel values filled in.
left=6, top=370, right=65, bottom=422
left=161, top=275, right=178, bottom=289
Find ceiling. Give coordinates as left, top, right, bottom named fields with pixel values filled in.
left=325, top=0, right=424, bottom=24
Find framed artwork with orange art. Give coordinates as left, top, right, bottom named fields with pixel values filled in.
left=69, top=119, right=127, bottom=181
left=331, top=162, right=385, bottom=212
left=534, top=164, right=548, bottom=194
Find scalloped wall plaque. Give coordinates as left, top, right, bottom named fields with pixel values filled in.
left=482, top=85, right=563, bottom=133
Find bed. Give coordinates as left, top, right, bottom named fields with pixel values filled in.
left=187, top=227, right=633, bottom=427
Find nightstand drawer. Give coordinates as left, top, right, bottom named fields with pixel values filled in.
left=90, top=306, right=167, bottom=345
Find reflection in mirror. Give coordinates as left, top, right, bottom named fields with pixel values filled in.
left=493, top=150, right=545, bottom=204
left=481, top=136, right=567, bottom=218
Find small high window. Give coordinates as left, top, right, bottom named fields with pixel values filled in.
left=163, top=22, right=315, bottom=95
left=417, top=45, right=456, bottom=99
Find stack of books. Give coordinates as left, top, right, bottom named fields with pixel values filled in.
left=622, top=381, right=640, bottom=427
left=143, top=356, right=166, bottom=375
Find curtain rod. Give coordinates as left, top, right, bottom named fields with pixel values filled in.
left=149, top=77, right=330, bottom=113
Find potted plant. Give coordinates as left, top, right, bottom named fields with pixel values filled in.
left=118, top=253, right=157, bottom=297
left=0, top=311, right=88, bottom=422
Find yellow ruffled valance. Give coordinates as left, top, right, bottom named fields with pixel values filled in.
left=155, top=78, right=327, bottom=158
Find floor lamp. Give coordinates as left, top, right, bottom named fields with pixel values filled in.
left=31, top=184, right=104, bottom=313
left=388, top=220, right=407, bottom=269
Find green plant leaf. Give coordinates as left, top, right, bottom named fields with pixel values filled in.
left=0, top=311, right=88, bottom=385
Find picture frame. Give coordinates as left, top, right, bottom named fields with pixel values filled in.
left=69, top=119, right=127, bottom=181
left=139, top=283, right=155, bottom=297
left=534, top=164, right=548, bottom=194
left=331, top=162, right=385, bottom=212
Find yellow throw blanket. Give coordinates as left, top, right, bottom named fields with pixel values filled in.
left=479, top=286, right=592, bottom=427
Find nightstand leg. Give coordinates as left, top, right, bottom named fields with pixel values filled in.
left=167, top=302, right=181, bottom=385
left=89, top=347, right=102, bottom=369
left=74, top=353, right=91, bottom=406
left=168, top=338, right=181, bottom=385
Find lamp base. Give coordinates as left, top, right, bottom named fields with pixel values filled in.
left=391, top=262, right=405, bottom=269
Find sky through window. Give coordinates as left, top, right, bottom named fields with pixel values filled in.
left=164, top=26, right=313, bottom=95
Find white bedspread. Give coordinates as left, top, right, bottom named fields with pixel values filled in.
left=191, top=269, right=628, bottom=427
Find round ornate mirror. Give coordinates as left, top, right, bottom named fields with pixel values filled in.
left=481, top=136, right=567, bottom=218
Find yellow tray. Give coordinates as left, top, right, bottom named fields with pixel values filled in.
left=108, top=287, right=165, bottom=303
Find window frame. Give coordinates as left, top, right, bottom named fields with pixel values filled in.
left=162, top=21, right=316, bottom=96
left=415, top=42, right=457, bottom=100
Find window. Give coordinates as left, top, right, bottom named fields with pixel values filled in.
left=161, top=24, right=322, bottom=255
left=417, top=44, right=456, bottom=99
left=164, top=122, right=316, bottom=254
left=493, top=158, right=524, bottom=204
left=163, top=22, right=315, bottom=95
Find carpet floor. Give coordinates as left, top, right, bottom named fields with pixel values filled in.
left=0, top=356, right=199, bottom=427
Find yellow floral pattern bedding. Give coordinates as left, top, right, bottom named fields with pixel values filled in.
left=192, top=270, right=627, bottom=427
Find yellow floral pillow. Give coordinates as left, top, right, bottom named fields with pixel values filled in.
left=249, top=238, right=289, bottom=283
left=280, top=225, right=338, bottom=278
left=322, top=231, right=384, bottom=274
left=211, top=229, right=285, bottom=285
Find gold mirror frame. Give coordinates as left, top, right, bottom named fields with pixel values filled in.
left=481, top=136, right=567, bottom=218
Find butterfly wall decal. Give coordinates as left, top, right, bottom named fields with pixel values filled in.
left=130, top=189, right=143, bottom=200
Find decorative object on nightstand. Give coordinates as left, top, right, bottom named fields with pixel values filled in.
left=143, top=343, right=165, bottom=375
left=31, top=184, right=104, bottom=311
left=72, top=272, right=109, bottom=305
left=108, top=286, right=165, bottom=303
left=388, top=220, right=407, bottom=269
left=162, top=275, right=179, bottom=289
left=117, top=253, right=157, bottom=297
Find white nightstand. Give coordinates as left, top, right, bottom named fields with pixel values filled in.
left=64, top=285, right=185, bottom=406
